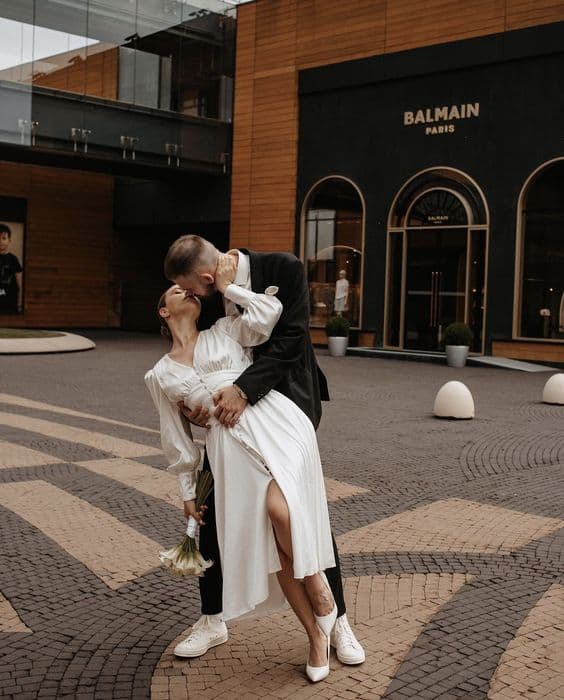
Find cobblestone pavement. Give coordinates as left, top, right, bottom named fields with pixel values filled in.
left=1, top=331, right=564, bottom=699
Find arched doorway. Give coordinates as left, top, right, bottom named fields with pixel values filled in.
left=301, top=177, right=365, bottom=329
left=515, top=158, right=564, bottom=341
left=385, top=168, right=489, bottom=353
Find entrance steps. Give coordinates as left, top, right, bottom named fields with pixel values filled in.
left=347, top=347, right=558, bottom=372
left=468, top=356, right=557, bottom=372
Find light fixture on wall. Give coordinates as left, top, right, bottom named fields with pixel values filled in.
left=17, top=119, right=28, bottom=145
left=82, top=129, right=91, bottom=153
left=120, top=135, right=139, bottom=160
left=71, top=127, right=92, bottom=153
left=30, top=121, right=39, bottom=147
left=165, top=142, right=182, bottom=167
left=220, top=152, right=230, bottom=175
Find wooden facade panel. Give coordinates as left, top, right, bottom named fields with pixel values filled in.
left=255, top=0, right=297, bottom=37
left=0, top=162, right=115, bottom=328
left=296, top=0, right=381, bottom=31
left=492, top=341, right=564, bottom=363
left=254, top=0, right=297, bottom=72
left=309, top=328, right=327, bottom=346
left=296, top=0, right=386, bottom=65
left=249, top=192, right=295, bottom=208
left=230, top=4, right=257, bottom=248
left=251, top=126, right=296, bottom=143
left=236, top=1, right=257, bottom=57
left=246, top=198, right=296, bottom=211
left=385, top=0, right=506, bottom=52
left=506, top=0, right=564, bottom=29
left=297, top=24, right=386, bottom=53
left=251, top=102, right=295, bottom=117
left=252, top=72, right=296, bottom=96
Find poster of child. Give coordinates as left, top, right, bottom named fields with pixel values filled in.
left=0, top=221, right=24, bottom=314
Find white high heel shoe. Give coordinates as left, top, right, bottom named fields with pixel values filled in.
left=306, top=572, right=338, bottom=683
left=306, top=630, right=331, bottom=683
left=314, top=571, right=338, bottom=637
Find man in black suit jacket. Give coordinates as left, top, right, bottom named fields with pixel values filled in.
left=164, top=235, right=365, bottom=665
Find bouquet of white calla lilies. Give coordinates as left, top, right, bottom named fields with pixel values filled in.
left=159, top=536, right=213, bottom=576
left=159, top=470, right=214, bottom=577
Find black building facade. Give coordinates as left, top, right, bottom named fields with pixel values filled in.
left=298, top=22, right=564, bottom=361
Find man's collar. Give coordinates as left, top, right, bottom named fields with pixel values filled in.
left=234, top=250, right=250, bottom=287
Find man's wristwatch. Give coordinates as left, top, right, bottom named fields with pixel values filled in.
left=233, top=383, right=248, bottom=401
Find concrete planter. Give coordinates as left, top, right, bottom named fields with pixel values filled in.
left=328, top=336, right=348, bottom=357
left=445, top=345, right=469, bottom=368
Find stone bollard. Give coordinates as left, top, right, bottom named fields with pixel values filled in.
left=542, top=373, right=564, bottom=405
left=434, top=380, right=475, bottom=419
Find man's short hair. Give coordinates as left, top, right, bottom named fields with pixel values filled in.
left=0, top=224, right=12, bottom=238
left=164, top=235, right=215, bottom=280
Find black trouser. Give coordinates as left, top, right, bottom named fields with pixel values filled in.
left=199, top=451, right=346, bottom=618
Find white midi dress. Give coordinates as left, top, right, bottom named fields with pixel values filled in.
left=145, top=284, right=335, bottom=621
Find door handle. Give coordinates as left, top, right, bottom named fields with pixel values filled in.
left=434, top=271, right=441, bottom=328
left=429, top=272, right=435, bottom=326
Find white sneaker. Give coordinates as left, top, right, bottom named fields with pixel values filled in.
left=173, top=614, right=228, bottom=658
left=331, top=614, right=365, bottom=665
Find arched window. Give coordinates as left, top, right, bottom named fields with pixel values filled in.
left=302, top=178, right=364, bottom=329
left=407, top=189, right=469, bottom=227
left=518, top=160, right=564, bottom=340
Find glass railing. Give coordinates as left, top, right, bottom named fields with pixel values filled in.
left=0, top=0, right=235, bottom=162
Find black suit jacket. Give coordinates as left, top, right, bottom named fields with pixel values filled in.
left=198, top=249, right=329, bottom=429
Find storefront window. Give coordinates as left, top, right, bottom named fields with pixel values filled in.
left=519, top=160, right=564, bottom=340
left=303, top=178, right=363, bottom=328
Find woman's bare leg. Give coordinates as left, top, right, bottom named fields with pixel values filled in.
left=266, top=480, right=330, bottom=667
left=266, top=481, right=335, bottom=617
left=304, top=573, right=335, bottom=617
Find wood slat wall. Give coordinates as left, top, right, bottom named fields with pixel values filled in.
left=230, top=0, right=564, bottom=252
left=0, top=161, right=115, bottom=328
left=492, top=341, right=564, bottom=363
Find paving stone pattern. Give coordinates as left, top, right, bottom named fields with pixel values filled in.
left=0, top=331, right=563, bottom=699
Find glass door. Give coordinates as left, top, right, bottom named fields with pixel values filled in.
left=404, top=228, right=467, bottom=351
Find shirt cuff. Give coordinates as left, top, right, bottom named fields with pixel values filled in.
left=178, top=472, right=197, bottom=501
left=223, top=284, right=254, bottom=308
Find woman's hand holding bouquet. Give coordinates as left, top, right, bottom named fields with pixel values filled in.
left=159, top=471, right=214, bottom=577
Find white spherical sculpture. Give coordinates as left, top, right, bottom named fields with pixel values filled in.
left=542, top=374, right=564, bottom=405
left=434, top=380, right=475, bottom=419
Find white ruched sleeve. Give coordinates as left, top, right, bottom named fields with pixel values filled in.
left=144, top=368, right=202, bottom=501
left=218, top=284, right=283, bottom=347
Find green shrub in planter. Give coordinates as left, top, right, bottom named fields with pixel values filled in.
left=325, top=315, right=350, bottom=337
left=444, top=322, right=474, bottom=347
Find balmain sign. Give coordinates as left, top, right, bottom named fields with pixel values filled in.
left=403, top=102, right=480, bottom=135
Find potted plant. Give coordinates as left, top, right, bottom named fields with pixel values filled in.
left=444, top=322, right=474, bottom=368
left=325, top=315, right=350, bottom=357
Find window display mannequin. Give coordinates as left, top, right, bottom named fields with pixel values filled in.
left=333, top=270, right=349, bottom=315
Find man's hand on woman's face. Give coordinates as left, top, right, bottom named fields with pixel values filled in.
left=178, top=401, right=211, bottom=429
left=214, top=253, right=238, bottom=293
left=212, top=386, right=248, bottom=427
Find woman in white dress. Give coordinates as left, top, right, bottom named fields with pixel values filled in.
left=145, top=261, right=337, bottom=681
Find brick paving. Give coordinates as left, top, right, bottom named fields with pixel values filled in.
left=0, top=331, right=563, bottom=698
